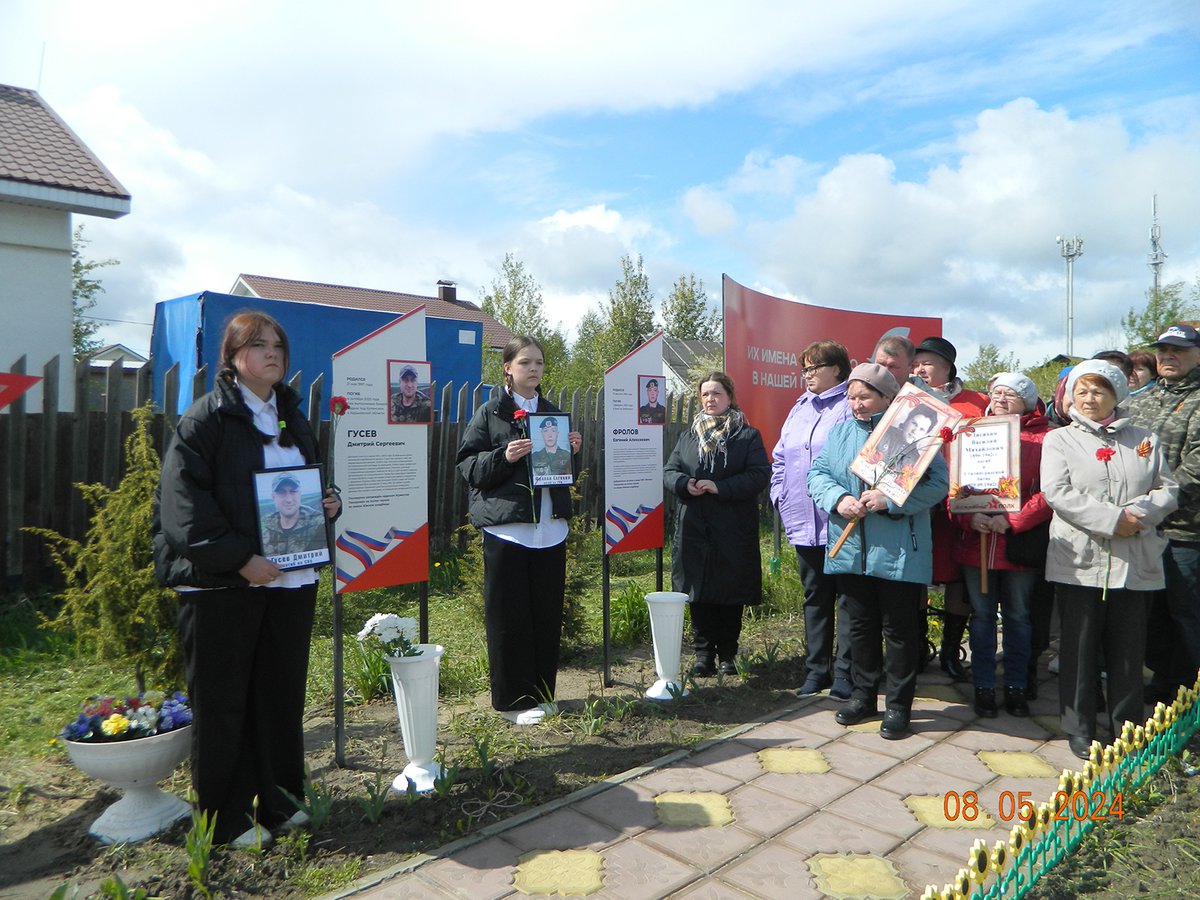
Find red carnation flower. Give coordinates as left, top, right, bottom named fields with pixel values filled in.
left=512, top=409, right=528, bottom=421
left=1096, top=447, right=1115, bottom=463
left=939, top=426, right=955, bottom=444
left=330, top=395, right=350, bottom=417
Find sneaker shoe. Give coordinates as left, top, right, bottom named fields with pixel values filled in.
left=974, top=687, right=998, bottom=718
left=1004, top=686, right=1030, bottom=717
left=230, top=824, right=273, bottom=850
left=1047, top=654, right=1060, bottom=674
left=501, top=707, right=546, bottom=726
left=796, top=675, right=832, bottom=697
left=879, top=709, right=911, bottom=741
left=829, top=678, right=853, bottom=701
left=835, top=699, right=877, bottom=726
left=537, top=702, right=559, bottom=716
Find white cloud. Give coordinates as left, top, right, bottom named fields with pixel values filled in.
left=728, top=98, right=1200, bottom=365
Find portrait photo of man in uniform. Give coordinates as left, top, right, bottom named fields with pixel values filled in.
left=388, top=361, right=432, bottom=424
left=638, top=375, right=667, bottom=424
left=528, top=414, right=575, bottom=486
left=254, top=465, right=330, bottom=570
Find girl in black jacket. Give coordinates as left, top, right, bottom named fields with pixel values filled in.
left=665, top=372, right=770, bottom=676
left=456, top=336, right=581, bottom=725
left=154, top=311, right=340, bottom=847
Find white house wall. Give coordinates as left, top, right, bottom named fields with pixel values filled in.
left=0, top=202, right=73, bottom=410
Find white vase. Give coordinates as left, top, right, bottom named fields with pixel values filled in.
left=387, top=644, right=445, bottom=793
left=644, top=592, right=690, bottom=700
left=65, top=725, right=192, bottom=844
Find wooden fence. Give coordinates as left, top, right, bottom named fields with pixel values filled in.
left=2, top=355, right=699, bottom=591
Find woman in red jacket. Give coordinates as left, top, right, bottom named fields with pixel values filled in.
left=952, top=373, right=1051, bottom=718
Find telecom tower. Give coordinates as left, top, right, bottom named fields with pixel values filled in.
left=1148, top=194, right=1167, bottom=295
left=1056, top=235, right=1084, bottom=357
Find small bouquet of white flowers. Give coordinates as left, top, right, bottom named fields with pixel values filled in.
left=357, top=613, right=422, bottom=657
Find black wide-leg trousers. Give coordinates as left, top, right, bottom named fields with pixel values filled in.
left=179, top=584, right=316, bottom=842
left=482, top=532, right=567, bottom=711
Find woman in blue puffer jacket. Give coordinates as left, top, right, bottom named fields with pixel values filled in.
left=807, top=363, right=949, bottom=740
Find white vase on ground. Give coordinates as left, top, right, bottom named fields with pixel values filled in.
left=65, top=725, right=192, bottom=844
left=644, top=591, right=690, bottom=700
left=387, top=644, right=446, bottom=793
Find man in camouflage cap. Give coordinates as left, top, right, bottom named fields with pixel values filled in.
left=391, top=364, right=431, bottom=423
left=261, top=472, right=326, bottom=557
left=1131, top=323, right=1200, bottom=703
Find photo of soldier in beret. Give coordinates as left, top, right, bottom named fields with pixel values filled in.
left=529, top=414, right=575, bottom=486
left=639, top=375, right=667, bottom=424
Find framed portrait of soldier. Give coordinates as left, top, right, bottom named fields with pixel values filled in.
left=528, top=413, right=575, bottom=487
left=849, top=383, right=961, bottom=506
left=387, top=360, right=433, bottom=424
left=253, top=464, right=331, bottom=570
left=638, top=374, right=667, bottom=425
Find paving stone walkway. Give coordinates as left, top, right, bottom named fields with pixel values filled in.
left=327, top=666, right=1082, bottom=899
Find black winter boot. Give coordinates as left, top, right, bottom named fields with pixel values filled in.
left=939, top=613, right=969, bottom=682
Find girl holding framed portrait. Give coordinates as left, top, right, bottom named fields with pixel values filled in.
left=154, top=311, right=340, bottom=847
left=456, top=335, right=583, bottom=725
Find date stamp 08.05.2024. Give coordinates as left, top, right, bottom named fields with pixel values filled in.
left=942, top=789, right=1124, bottom=824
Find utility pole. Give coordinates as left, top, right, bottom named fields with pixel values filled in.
left=1056, top=235, right=1084, bottom=357
left=1148, top=194, right=1167, bottom=296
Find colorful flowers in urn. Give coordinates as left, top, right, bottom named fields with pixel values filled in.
left=61, top=691, right=192, bottom=743
left=357, top=613, right=423, bottom=657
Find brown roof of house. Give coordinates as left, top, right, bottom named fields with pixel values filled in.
left=0, top=84, right=130, bottom=200
left=234, top=274, right=514, bottom=350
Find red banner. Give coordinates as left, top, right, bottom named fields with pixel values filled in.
left=722, top=275, right=942, bottom=445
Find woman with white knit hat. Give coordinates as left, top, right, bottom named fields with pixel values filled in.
left=1041, top=359, right=1178, bottom=758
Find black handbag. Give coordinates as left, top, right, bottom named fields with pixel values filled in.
left=1004, top=520, right=1051, bottom=568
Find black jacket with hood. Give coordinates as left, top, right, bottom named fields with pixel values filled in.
left=153, top=375, right=322, bottom=589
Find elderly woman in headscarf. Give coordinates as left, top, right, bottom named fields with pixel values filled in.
left=808, top=363, right=949, bottom=740
left=951, top=373, right=1051, bottom=719
left=1041, top=360, right=1178, bottom=759
left=665, top=371, right=771, bottom=677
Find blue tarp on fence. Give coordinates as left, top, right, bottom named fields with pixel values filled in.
left=150, top=291, right=484, bottom=419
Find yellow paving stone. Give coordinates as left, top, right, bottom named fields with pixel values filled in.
left=913, top=683, right=965, bottom=703
left=905, top=794, right=997, bottom=829
left=978, top=750, right=1057, bottom=778
left=1033, top=714, right=1065, bottom=737
left=845, top=720, right=880, bottom=734
left=807, top=852, right=908, bottom=899
left=757, top=747, right=831, bottom=774
left=654, top=791, right=734, bottom=827
left=513, top=849, right=604, bottom=896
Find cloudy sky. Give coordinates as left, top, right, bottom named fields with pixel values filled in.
left=3, top=0, right=1198, bottom=366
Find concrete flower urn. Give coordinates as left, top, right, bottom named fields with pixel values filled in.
left=644, top=591, right=690, bottom=700
left=65, top=725, right=191, bottom=843
left=387, top=644, right=446, bottom=792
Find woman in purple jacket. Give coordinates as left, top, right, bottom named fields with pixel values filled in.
left=770, top=340, right=854, bottom=699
